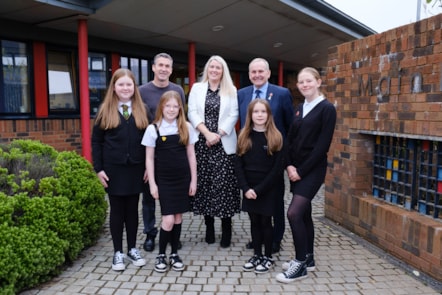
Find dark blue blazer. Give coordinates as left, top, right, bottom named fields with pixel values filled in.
left=237, top=83, right=294, bottom=137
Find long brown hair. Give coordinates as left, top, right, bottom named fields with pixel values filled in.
left=237, top=99, right=282, bottom=156
left=95, top=68, right=148, bottom=129
left=153, top=90, right=189, bottom=145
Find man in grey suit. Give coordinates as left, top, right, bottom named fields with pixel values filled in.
left=237, top=58, right=294, bottom=254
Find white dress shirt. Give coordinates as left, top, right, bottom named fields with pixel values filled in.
left=303, top=95, right=324, bottom=118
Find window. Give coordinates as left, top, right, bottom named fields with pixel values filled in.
left=89, top=53, right=108, bottom=115
left=373, top=136, right=441, bottom=219
left=120, top=56, right=149, bottom=85
left=0, top=40, right=31, bottom=114
left=47, top=50, right=78, bottom=112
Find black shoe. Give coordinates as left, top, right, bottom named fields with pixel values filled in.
left=276, top=259, right=308, bottom=283
left=204, top=216, right=215, bottom=244
left=254, top=256, right=274, bottom=274
left=305, top=253, right=316, bottom=271
left=220, top=217, right=231, bottom=248
left=272, top=242, right=281, bottom=254
left=245, top=241, right=253, bottom=249
left=143, top=236, right=155, bottom=252
left=178, top=241, right=183, bottom=250
left=283, top=254, right=316, bottom=271
left=205, top=230, right=215, bottom=244
left=169, top=253, right=185, bottom=271
left=220, top=239, right=230, bottom=248
left=243, top=254, right=262, bottom=271
left=154, top=254, right=167, bottom=273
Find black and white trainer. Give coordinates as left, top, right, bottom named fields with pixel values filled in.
left=254, top=256, right=274, bottom=274
left=169, top=254, right=185, bottom=271
left=243, top=254, right=261, bottom=271
left=275, top=259, right=307, bottom=283
left=127, top=248, right=146, bottom=267
left=112, top=251, right=125, bottom=271
left=154, top=254, right=168, bottom=273
left=282, top=254, right=315, bottom=271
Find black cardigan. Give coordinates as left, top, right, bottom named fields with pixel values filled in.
left=91, top=114, right=146, bottom=173
left=286, top=99, right=336, bottom=178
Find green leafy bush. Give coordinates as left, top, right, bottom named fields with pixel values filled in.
left=0, top=140, right=107, bottom=294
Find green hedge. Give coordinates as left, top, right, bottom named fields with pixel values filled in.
left=0, top=140, right=107, bottom=294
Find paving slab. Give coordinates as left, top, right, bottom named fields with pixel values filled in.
left=20, top=185, right=441, bottom=295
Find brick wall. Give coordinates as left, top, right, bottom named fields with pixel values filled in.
left=0, top=119, right=84, bottom=154
left=324, top=14, right=442, bottom=281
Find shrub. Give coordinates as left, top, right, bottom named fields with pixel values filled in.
left=0, top=140, right=107, bottom=294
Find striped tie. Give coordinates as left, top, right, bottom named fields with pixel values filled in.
left=122, top=104, right=130, bottom=120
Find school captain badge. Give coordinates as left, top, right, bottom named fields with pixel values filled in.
left=162, top=136, right=167, bottom=142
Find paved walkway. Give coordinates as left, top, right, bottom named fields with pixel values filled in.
left=22, top=186, right=441, bottom=295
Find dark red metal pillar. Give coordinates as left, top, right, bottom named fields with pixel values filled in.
left=188, top=42, right=196, bottom=89
left=278, top=61, right=284, bottom=87
left=78, top=19, right=91, bottom=162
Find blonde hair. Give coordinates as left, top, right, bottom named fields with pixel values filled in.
left=153, top=90, right=189, bottom=145
left=298, top=67, right=325, bottom=97
left=237, top=99, right=282, bottom=156
left=95, top=68, right=148, bottom=130
left=200, top=55, right=236, bottom=97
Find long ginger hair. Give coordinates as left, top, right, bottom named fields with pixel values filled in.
left=153, top=90, right=190, bottom=145
left=94, top=68, right=148, bottom=130
left=237, top=99, right=282, bottom=156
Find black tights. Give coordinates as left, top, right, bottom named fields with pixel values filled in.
left=287, top=194, right=314, bottom=261
left=249, top=212, right=273, bottom=257
left=108, top=194, right=140, bottom=253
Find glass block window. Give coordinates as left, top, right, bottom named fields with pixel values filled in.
left=417, top=140, right=442, bottom=219
left=373, top=136, right=441, bottom=219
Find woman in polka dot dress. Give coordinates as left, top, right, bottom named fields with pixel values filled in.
left=187, top=55, right=240, bottom=248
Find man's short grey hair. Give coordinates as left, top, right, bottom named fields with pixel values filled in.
left=153, top=53, right=173, bottom=66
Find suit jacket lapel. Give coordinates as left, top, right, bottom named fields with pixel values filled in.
left=266, top=84, right=274, bottom=101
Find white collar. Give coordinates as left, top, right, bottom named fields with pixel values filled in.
left=160, top=118, right=177, bottom=127
left=119, top=100, right=132, bottom=108
left=304, top=95, right=324, bottom=107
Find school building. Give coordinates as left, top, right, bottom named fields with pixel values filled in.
left=0, top=0, right=372, bottom=159
left=325, top=14, right=442, bottom=281
left=0, top=0, right=439, bottom=282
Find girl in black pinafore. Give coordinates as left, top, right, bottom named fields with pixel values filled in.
left=141, top=90, right=197, bottom=273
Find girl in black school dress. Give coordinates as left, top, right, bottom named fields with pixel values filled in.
left=141, top=90, right=197, bottom=273
left=235, top=99, right=284, bottom=274
left=92, top=68, right=149, bottom=271
left=276, top=67, right=336, bottom=283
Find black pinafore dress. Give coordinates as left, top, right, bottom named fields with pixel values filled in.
left=154, top=124, right=191, bottom=215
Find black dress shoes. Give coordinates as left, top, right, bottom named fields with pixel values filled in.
left=143, top=236, right=155, bottom=252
